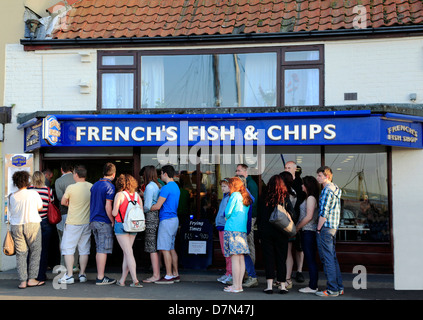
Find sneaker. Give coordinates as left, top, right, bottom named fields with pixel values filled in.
left=243, top=277, right=258, bottom=288
left=155, top=276, right=174, bottom=284
left=58, top=274, right=74, bottom=284
left=299, top=287, right=318, bottom=294
left=217, top=274, right=228, bottom=282
left=172, top=275, right=180, bottom=283
left=339, top=289, right=345, bottom=295
left=295, top=271, right=305, bottom=283
left=78, top=274, right=87, bottom=283
left=96, top=276, right=116, bottom=286
left=315, top=290, right=339, bottom=297
left=222, top=275, right=233, bottom=285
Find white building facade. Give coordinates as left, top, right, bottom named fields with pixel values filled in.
left=2, top=1, right=423, bottom=290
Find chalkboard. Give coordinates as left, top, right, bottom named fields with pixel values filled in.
left=179, top=219, right=213, bottom=269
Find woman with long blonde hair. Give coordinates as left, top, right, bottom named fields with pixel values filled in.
left=28, top=170, right=55, bottom=284
left=222, top=176, right=252, bottom=293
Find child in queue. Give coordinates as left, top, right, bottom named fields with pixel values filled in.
left=222, top=177, right=253, bottom=293
left=215, top=178, right=232, bottom=285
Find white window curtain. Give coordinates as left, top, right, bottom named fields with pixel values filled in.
left=284, top=51, right=320, bottom=106
left=102, top=73, right=134, bottom=109
left=166, top=55, right=214, bottom=108
left=141, top=56, right=165, bottom=108
left=243, top=53, right=277, bottom=107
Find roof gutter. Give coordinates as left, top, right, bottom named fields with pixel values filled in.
left=20, top=25, right=423, bottom=49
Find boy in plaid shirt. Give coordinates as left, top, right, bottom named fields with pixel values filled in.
left=315, top=166, right=344, bottom=297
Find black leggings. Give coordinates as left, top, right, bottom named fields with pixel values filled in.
left=260, top=230, right=289, bottom=282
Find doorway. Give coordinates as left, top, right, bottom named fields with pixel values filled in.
left=41, top=158, right=149, bottom=270
left=42, top=158, right=135, bottom=185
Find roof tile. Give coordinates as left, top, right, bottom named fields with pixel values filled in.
left=50, top=0, right=423, bottom=39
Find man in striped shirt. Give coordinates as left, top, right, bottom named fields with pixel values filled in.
left=315, top=166, right=344, bottom=297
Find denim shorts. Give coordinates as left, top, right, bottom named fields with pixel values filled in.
left=114, top=222, right=138, bottom=236
left=90, top=221, right=114, bottom=254
left=157, top=217, right=179, bottom=251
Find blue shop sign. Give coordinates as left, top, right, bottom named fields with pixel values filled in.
left=22, top=111, right=423, bottom=151
left=11, top=155, right=27, bottom=167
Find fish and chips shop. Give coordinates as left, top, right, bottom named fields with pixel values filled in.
left=16, top=110, right=423, bottom=274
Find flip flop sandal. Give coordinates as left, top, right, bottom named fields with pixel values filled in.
left=224, top=286, right=243, bottom=293
left=130, top=281, right=143, bottom=288
left=116, top=281, right=125, bottom=287
left=27, top=281, right=45, bottom=287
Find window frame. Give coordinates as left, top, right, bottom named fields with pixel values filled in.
left=281, top=45, right=324, bottom=107
left=97, top=50, right=138, bottom=111
left=97, top=45, right=324, bottom=111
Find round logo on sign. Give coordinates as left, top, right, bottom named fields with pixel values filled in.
left=43, top=115, right=61, bottom=145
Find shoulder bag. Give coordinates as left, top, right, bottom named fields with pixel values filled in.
left=47, top=187, right=62, bottom=225
left=269, top=201, right=296, bottom=237
left=3, top=210, right=15, bottom=256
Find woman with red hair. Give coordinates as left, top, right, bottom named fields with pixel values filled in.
left=112, top=174, right=143, bottom=288
left=222, top=176, right=252, bottom=293
left=257, top=174, right=294, bottom=294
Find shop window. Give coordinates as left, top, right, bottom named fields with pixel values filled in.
left=325, top=146, right=390, bottom=242
left=97, top=45, right=323, bottom=110
left=260, top=146, right=390, bottom=243
left=261, top=146, right=322, bottom=183
left=140, top=150, right=218, bottom=223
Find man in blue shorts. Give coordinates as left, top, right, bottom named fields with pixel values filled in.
left=90, top=162, right=116, bottom=285
left=151, top=165, right=180, bottom=284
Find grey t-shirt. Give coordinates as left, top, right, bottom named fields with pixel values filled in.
left=299, top=197, right=318, bottom=231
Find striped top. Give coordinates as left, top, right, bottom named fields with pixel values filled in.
left=28, top=186, right=54, bottom=219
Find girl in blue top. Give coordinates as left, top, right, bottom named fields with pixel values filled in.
left=223, top=176, right=252, bottom=293
left=215, top=178, right=232, bottom=284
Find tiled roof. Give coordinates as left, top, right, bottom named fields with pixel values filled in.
left=50, top=0, right=423, bottom=39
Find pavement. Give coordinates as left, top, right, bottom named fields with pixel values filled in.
left=1, top=267, right=421, bottom=318
left=0, top=266, right=422, bottom=304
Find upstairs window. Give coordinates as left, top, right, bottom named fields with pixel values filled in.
left=98, top=52, right=136, bottom=109
left=140, top=52, right=277, bottom=109
left=98, top=45, right=323, bottom=110
left=282, top=46, right=323, bottom=107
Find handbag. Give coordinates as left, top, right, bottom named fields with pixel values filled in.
left=47, top=187, right=62, bottom=225
left=269, top=201, right=296, bottom=237
left=3, top=221, right=15, bottom=256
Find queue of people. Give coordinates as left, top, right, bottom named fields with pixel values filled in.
left=216, top=162, right=344, bottom=297
left=6, top=160, right=344, bottom=298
